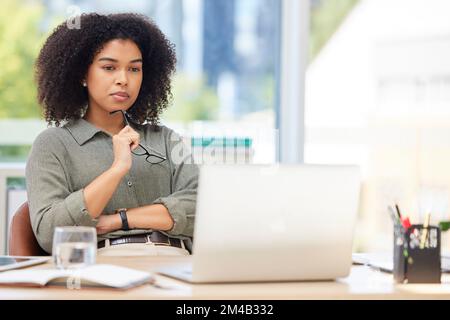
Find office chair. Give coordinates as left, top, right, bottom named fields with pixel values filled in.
left=8, top=202, right=48, bottom=256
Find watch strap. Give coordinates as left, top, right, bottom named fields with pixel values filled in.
left=116, top=208, right=130, bottom=231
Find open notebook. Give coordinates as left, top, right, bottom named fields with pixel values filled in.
left=0, top=264, right=153, bottom=289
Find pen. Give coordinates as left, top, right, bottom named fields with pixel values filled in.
left=395, top=204, right=402, bottom=220
left=420, top=213, right=431, bottom=249
left=391, top=204, right=410, bottom=230
left=388, top=205, right=401, bottom=226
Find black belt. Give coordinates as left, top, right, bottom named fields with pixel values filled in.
left=98, top=232, right=183, bottom=249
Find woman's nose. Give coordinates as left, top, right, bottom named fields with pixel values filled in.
left=115, top=70, right=128, bottom=86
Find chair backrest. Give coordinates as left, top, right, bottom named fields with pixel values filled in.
left=8, top=202, right=48, bottom=256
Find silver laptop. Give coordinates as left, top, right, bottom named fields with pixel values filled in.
left=158, top=164, right=361, bottom=283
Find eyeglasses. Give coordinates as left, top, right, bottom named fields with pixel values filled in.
left=110, top=110, right=167, bottom=165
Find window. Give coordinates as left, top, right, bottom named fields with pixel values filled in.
left=0, top=0, right=281, bottom=164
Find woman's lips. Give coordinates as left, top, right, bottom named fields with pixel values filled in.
left=111, top=93, right=130, bottom=102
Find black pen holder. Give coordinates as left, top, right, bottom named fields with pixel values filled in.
left=393, top=224, right=441, bottom=283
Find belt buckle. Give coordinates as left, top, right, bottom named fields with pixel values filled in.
left=114, top=238, right=127, bottom=245
left=145, top=233, right=168, bottom=246
left=146, top=234, right=153, bottom=245
left=150, top=232, right=170, bottom=246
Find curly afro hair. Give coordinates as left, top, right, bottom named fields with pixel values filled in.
left=35, top=13, right=177, bottom=128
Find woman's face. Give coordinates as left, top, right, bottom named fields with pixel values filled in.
left=85, top=39, right=143, bottom=113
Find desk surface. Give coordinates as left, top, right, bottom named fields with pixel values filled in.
left=1, top=255, right=450, bottom=300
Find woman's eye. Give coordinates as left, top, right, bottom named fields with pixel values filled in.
left=130, top=67, right=141, bottom=72
left=103, top=66, right=114, bottom=71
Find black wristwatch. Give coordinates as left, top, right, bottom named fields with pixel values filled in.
left=116, top=208, right=130, bottom=231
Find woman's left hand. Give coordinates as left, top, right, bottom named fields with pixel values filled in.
left=96, top=214, right=121, bottom=235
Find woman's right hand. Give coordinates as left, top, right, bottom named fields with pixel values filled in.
left=110, top=125, right=140, bottom=175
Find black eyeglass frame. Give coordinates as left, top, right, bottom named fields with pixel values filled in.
left=109, top=110, right=167, bottom=165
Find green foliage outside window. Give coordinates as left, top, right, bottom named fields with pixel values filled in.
left=0, top=0, right=46, bottom=118
left=309, top=0, right=360, bottom=62
left=0, top=145, right=31, bottom=162
left=162, top=74, right=219, bottom=123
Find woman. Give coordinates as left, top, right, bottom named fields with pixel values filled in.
left=26, top=13, right=198, bottom=256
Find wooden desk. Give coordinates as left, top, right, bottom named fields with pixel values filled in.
left=1, top=255, right=450, bottom=300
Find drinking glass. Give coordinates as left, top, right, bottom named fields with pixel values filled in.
left=52, top=226, right=97, bottom=269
